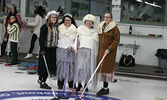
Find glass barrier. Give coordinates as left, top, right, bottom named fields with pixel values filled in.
left=122, top=0, right=165, bottom=24
left=26, top=0, right=65, bottom=16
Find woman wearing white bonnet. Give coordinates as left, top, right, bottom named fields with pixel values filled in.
left=56, top=13, right=77, bottom=89
left=73, top=14, right=99, bottom=92
left=38, top=10, right=59, bottom=89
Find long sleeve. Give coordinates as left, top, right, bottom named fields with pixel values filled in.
left=108, top=26, right=120, bottom=51
left=27, top=15, right=40, bottom=27
left=7, top=24, right=17, bottom=35
left=39, top=24, right=47, bottom=50
left=7, top=23, right=19, bottom=42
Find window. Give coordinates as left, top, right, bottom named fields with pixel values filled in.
left=122, top=0, right=165, bottom=24
left=72, top=0, right=112, bottom=18
left=90, top=0, right=112, bottom=18
left=26, top=0, right=65, bottom=16
left=72, top=0, right=89, bottom=17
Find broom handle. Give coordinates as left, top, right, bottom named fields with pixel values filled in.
left=79, top=53, right=107, bottom=99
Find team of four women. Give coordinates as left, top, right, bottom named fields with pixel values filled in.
left=37, top=10, right=120, bottom=96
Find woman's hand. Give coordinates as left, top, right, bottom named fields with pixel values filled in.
left=104, top=49, right=109, bottom=55
left=75, top=50, right=78, bottom=56
left=67, top=46, right=72, bottom=51
left=25, top=21, right=28, bottom=25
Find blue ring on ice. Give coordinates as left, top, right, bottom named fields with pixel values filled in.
left=0, top=90, right=121, bottom=100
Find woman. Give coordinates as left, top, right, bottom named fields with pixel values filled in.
left=25, top=6, right=46, bottom=59
left=0, top=4, right=21, bottom=57
left=7, top=16, right=20, bottom=65
left=56, top=13, right=77, bottom=89
left=38, top=10, right=59, bottom=89
left=96, top=12, right=120, bottom=95
left=74, top=14, right=99, bottom=92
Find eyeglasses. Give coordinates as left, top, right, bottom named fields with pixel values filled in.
left=85, top=20, right=93, bottom=22
left=51, top=17, right=57, bottom=18
left=104, top=17, right=111, bottom=18
left=65, top=19, right=71, bottom=21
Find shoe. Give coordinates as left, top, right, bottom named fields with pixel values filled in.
left=58, top=85, right=63, bottom=89
left=75, top=83, right=82, bottom=92
left=68, top=81, right=73, bottom=88
left=85, top=88, right=89, bottom=92
left=96, top=88, right=109, bottom=96
left=58, top=80, right=64, bottom=89
left=112, top=79, right=117, bottom=83
left=25, top=54, right=33, bottom=59
left=84, top=84, right=89, bottom=92
left=40, top=83, right=51, bottom=89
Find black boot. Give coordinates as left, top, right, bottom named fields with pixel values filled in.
left=58, top=80, right=64, bottom=89
left=40, top=83, right=51, bottom=89
left=68, top=81, right=73, bottom=88
left=58, top=85, right=63, bottom=89
left=96, top=88, right=109, bottom=96
left=75, top=83, right=82, bottom=92
left=84, top=84, right=89, bottom=92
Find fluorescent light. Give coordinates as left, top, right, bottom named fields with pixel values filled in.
left=136, top=0, right=161, bottom=8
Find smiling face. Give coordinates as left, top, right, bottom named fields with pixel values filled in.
left=10, top=17, right=16, bottom=23
left=104, top=13, right=112, bottom=25
left=85, top=20, right=93, bottom=29
left=50, top=14, right=57, bottom=24
left=64, top=17, right=72, bottom=27
left=10, top=7, right=15, bottom=14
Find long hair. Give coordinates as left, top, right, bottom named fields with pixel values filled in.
left=46, top=15, right=59, bottom=32
left=59, top=15, right=77, bottom=27
left=7, top=4, right=18, bottom=20
left=34, top=5, right=46, bottom=18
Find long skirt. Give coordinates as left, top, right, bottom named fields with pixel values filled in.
left=75, top=48, right=91, bottom=83
left=56, top=47, right=75, bottom=81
